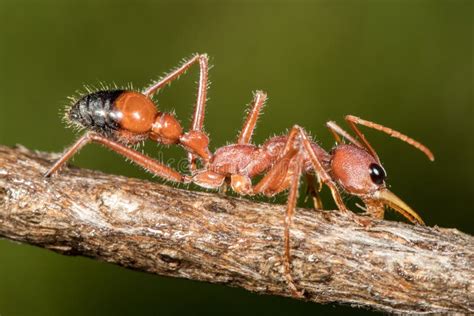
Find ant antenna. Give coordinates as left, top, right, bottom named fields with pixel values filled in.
left=345, top=115, right=435, bottom=161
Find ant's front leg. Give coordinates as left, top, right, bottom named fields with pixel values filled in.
left=296, top=126, right=374, bottom=227
left=292, top=126, right=350, bottom=214
left=44, top=132, right=189, bottom=184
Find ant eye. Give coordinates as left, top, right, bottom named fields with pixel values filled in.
left=369, top=163, right=386, bottom=185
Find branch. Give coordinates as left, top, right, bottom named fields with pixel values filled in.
left=0, top=145, right=472, bottom=314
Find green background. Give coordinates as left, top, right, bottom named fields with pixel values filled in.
left=0, top=0, right=472, bottom=315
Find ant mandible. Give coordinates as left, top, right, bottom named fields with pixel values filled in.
left=45, top=54, right=434, bottom=297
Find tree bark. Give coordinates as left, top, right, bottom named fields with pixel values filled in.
left=0, top=144, right=472, bottom=314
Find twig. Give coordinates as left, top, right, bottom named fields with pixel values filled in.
left=0, top=145, right=472, bottom=314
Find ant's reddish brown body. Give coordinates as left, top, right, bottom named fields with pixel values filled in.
left=45, top=54, right=434, bottom=296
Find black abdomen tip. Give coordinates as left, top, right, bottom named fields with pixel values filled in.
left=69, top=90, right=125, bottom=136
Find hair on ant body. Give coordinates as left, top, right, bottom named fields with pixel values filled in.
left=45, top=54, right=434, bottom=297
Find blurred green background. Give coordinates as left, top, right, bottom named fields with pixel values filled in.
left=0, top=0, right=472, bottom=315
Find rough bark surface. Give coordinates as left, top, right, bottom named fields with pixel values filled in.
left=0, top=145, right=472, bottom=314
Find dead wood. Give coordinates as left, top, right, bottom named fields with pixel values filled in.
left=0, top=144, right=472, bottom=314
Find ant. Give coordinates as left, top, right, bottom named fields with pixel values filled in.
left=45, top=54, right=434, bottom=297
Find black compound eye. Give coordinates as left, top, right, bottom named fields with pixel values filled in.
left=369, top=163, right=386, bottom=185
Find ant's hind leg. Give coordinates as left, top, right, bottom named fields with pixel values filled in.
left=143, top=54, right=209, bottom=102
left=44, top=133, right=92, bottom=177
left=142, top=54, right=211, bottom=172
left=45, top=132, right=187, bottom=183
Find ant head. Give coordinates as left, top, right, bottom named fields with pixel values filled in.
left=330, top=144, right=385, bottom=195
left=331, top=144, right=424, bottom=224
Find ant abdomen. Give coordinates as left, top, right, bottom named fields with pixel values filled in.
left=69, top=90, right=125, bottom=137
left=69, top=90, right=160, bottom=143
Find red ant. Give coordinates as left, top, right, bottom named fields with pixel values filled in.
left=45, top=54, right=434, bottom=297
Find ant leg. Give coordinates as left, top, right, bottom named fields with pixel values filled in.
left=250, top=150, right=304, bottom=297
left=143, top=54, right=209, bottom=100
left=326, top=121, right=362, bottom=147
left=291, top=126, right=350, bottom=213
left=252, top=125, right=325, bottom=197
left=44, top=133, right=91, bottom=177
left=187, top=55, right=209, bottom=172
left=282, top=152, right=305, bottom=298
left=296, top=127, right=377, bottom=227
left=345, top=115, right=435, bottom=161
left=249, top=126, right=350, bottom=295
left=249, top=127, right=304, bottom=297
left=229, top=174, right=253, bottom=195
left=257, top=125, right=350, bottom=215
left=305, top=174, right=323, bottom=210
left=237, top=91, right=268, bottom=144
left=252, top=126, right=301, bottom=195
left=252, top=149, right=295, bottom=195
left=192, top=170, right=226, bottom=189
left=44, top=132, right=187, bottom=183
left=142, top=54, right=210, bottom=172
